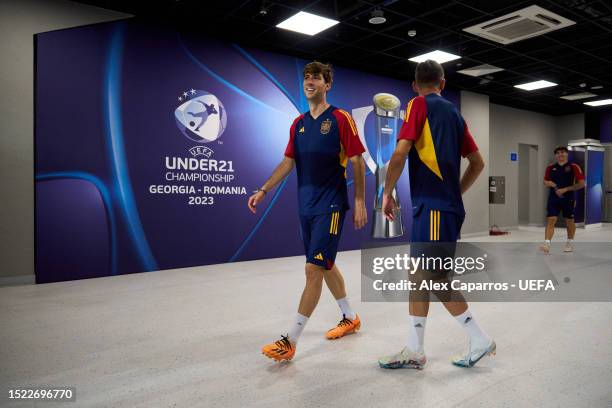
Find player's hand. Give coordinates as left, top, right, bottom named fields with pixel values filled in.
left=248, top=190, right=266, bottom=214
left=353, top=199, right=367, bottom=230
left=382, top=193, right=397, bottom=221
left=555, top=187, right=566, bottom=197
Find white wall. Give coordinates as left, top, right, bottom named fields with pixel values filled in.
left=460, top=91, right=490, bottom=235
left=489, top=104, right=561, bottom=228
left=0, top=0, right=130, bottom=279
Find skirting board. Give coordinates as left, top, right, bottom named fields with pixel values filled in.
left=0, top=274, right=35, bottom=287
left=585, top=223, right=603, bottom=229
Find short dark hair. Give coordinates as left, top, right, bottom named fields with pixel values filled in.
left=415, top=59, right=444, bottom=87
left=303, top=61, right=333, bottom=84
left=554, top=146, right=568, bottom=154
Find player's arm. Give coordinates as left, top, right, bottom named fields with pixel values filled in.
left=543, top=165, right=557, bottom=188
left=544, top=180, right=557, bottom=188
left=459, top=120, right=484, bottom=195
left=249, top=118, right=299, bottom=214
left=564, top=179, right=585, bottom=191
left=261, top=156, right=295, bottom=192
left=335, top=109, right=368, bottom=229
left=350, top=154, right=367, bottom=229
left=460, top=150, right=485, bottom=195
left=557, top=164, right=585, bottom=195
left=248, top=157, right=295, bottom=214
left=384, top=139, right=413, bottom=197
left=383, top=97, right=424, bottom=220
left=382, top=139, right=413, bottom=220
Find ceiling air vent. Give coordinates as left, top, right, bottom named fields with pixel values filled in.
left=463, top=5, right=575, bottom=44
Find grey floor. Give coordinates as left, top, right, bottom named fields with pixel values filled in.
left=1, top=226, right=612, bottom=407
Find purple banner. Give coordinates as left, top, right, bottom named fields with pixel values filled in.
left=35, top=19, right=460, bottom=283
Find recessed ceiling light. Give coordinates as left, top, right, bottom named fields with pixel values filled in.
left=591, top=85, right=603, bottom=90
left=369, top=9, right=386, bottom=24
left=584, top=99, right=612, bottom=106
left=560, top=92, right=596, bottom=101
left=276, top=11, right=339, bottom=36
left=457, top=64, right=504, bottom=77
left=408, top=50, right=461, bottom=64
left=514, top=80, right=557, bottom=91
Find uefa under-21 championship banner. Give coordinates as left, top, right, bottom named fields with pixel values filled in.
left=35, top=19, right=460, bottom=283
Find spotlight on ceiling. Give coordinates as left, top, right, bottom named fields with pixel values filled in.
left=276, top=11, right=339, bottom=36
left=409, top=50, right=461, bottom=64
left=584, top=99, right=612, bottom=107
left=369, top=9, right=386, bottom=24
left=514, top=80, right=557, bottom=91
left=560, top=92, right=596, bottom=101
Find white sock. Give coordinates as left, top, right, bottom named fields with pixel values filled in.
left=407, top=315, right=427, bottom=354
left=287, top=313, right=308, bottom=343
left=567, top=239, right=573, bottom=243
left=545, top=239, right=551, bottom=244
left=455, top=309, right=491, bottom=350
left=336, top=297, right=356, bottom=320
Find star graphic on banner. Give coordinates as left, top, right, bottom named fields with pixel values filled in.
left=183, top=91, right=188, bottom=97
left=190, top=89, right=196, bottom=95
left=178, top=96, right=182, bottom=101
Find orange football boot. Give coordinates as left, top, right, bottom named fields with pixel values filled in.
left=262, top=334, right=296, bottom=362
left=326, top=314, right=361, bottom=339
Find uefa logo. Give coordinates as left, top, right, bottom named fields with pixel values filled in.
left=174, top=89, right=227, bottom=143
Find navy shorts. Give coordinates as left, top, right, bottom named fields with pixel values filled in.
left=299, top=211, right=345, bottom=270
left=547, top=196, right=575, bottom=219
left=410, top=205, right=464, bottom=268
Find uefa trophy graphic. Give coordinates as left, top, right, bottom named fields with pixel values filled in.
left=371, top=93, right=404, bottom=238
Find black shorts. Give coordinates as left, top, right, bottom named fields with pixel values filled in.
left=410, top=205, right=464, bottom=274
left=299, top=211, right=345, bottom=269
left=547, top=196, right=575, bottom=218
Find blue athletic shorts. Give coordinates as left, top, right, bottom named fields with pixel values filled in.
left=299, top=211, right=345, bottom=270
left=547, top=195, right=575, bottom=218
left=410, top=205, right=464, bottom=267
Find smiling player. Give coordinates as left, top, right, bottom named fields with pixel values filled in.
left=247, top=61, right=367, bottom=362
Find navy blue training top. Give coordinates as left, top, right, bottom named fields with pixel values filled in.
left=398, top=94, right=478, bottom=217
left=284, top=105, right=366, bottom=215
left=544, top=161, right=584, bottom=199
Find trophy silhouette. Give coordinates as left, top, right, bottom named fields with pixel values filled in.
left=371, top=93, right=404, bottom=238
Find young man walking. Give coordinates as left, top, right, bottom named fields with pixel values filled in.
left=540, top=146, right=585, bottom=254
left=247, top=62, right=367, bottom=362
left=377, top=59, right=495, bottom=369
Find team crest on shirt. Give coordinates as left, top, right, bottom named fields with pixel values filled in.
left=320, top=119, right=332, bottom=135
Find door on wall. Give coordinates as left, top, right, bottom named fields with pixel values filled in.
left=518, top=144, right=539, bottom=226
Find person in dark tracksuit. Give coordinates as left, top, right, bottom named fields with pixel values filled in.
left=540, top=146, right=585, bottom=254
